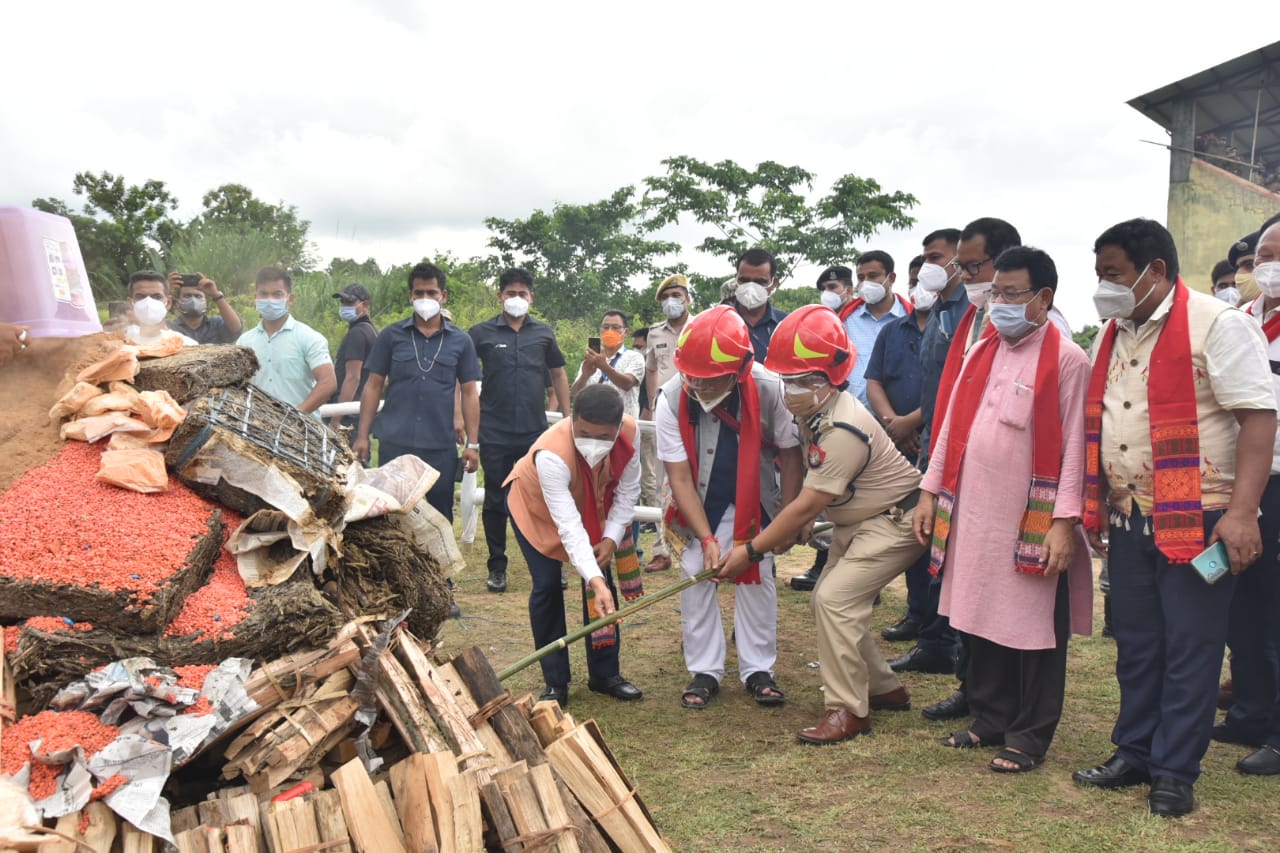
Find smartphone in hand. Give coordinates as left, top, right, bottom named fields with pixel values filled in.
left=1190, top=541, right=1230, bottom=584
left=588, top=336, right=601, bottom=353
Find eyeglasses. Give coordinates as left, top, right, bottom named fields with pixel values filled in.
left=600, top=323, right=625, bottom=331
left=781, top=373, right=828, bottom=391
left=948, top=257, right=992, bottom=277
left=131, top=293, right=166, bottom=302
left=989, top=287, right=1036, bottom=303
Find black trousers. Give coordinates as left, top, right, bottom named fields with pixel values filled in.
left=1109, top=504, right=1235, bottom=785
left=377, top=443, right=459, bottom=522
left=967, top=573, right=1069, bottom=757
left=1226, top=475, right=1280, bottom=747
left=512, top=518, right=620, bottom=689
left=479, top=440, right=536, bottom=573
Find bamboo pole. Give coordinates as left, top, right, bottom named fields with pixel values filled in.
left=497, top=567, right=717, bottom=681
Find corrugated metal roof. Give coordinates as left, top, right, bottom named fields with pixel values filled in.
left=1128, top=41, right=1280, bottom=167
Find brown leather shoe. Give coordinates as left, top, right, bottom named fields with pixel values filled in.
left=869, top=686, right=912, bottom=712
left=796, top=708, right=871, bottom=745
left=644, top=555, right=672, bottom=573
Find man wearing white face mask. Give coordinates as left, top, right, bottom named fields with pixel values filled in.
left=355, top=264, right=480, bottom=523
left=1073, top=219, right=1275, bottom=817
left=845, top=252, right=910, bottom=407
left=505, top=384, right=644, bottom=708
left=470, top=268, right=573, bottom=594
left=915, top=247, right=1093, bottom=773
left=657, top=306, right=802, bottom=710
left=641, top=274, right=694, bottom=574
left=1223, top=217, right=1280, bottom=777
left=732, top=247, right=788, bottom=363
left=237, top=266, right=335, bottom=413
left=1210, top=259, right=1242, bottom=305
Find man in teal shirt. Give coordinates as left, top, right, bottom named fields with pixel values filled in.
left=237, top=266, right=337, bottom=413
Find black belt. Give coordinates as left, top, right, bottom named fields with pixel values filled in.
left=891, top=489, right=921, bottom=514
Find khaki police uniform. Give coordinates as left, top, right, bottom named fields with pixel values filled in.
left=804, top=390, right=925, bottom=717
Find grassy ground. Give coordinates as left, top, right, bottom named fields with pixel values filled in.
left=436, top=530, right=1277, bottom=852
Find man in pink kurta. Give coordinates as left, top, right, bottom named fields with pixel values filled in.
left=915, top=246, right=1092, bottom=773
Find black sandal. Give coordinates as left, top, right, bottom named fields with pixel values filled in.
left=990, top=748, right=1043, bottom=773
left=745, top=671, right=786, bottom=706
left=681, top=673, right=720, bottom=710
left=939, top=729, right=1004, bottom=749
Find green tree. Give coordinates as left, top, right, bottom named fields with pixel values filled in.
left=1073, top=324, right=1100, bottom=351
left=641, top=156, right=918, bottom=280
left=484, top=187, right=681, bottom=321
left=167, top=222, right=293, bottom=297
left=191, top=183, right=315, bottom=270
left=32, top=171, right=180, bottom=302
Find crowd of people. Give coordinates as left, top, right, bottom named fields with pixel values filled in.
left=9, top=208, right=1280, bottom=821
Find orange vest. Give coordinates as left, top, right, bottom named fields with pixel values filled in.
left=505, top=417, right=638, bottom=561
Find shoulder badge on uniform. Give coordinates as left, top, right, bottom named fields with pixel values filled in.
left=807, top=443, right=826, bottom=469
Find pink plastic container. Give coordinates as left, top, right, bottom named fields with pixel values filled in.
left=0, top=206, right=103, bottom=338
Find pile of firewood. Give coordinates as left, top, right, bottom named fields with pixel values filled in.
left=6, top=621, right=670, bottom=853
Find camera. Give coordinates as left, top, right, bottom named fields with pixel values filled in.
left=180, top=273, right=203, bottom=289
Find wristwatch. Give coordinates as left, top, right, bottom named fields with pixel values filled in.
left=465, top=443, right=480, bottom=450
left=745, top=540, right=765, bottom=564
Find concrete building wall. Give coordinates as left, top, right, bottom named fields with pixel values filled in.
left=1168, top=158, right=1280, bottom=293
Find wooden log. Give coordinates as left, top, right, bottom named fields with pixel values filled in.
left=224, top=824, right=261, bottom=853
left=420, top=752, right=458, bottom=852
left=530, top=763, right=581, bottom=853
left=330, top=757, right=407, bottom=853
left=0, top=641, right=15, bottom=762
left=204, top=826, right=227, bottom=853
left=494, top=764, right=551, bottom=850
left=478, top=781, right=521, bottom=853
left=39, top=813, right=81, bottom=853
left=446, top=771, right=484, bottom=853
left=172, top=805, right=203, bottom=835
left=388, top=630, right=493, bottom=782
left=445, top=652, right=605, bottom=853
left=389, top=754, right=439, bottom=853
left=309, top=789, right=353, bottom=853
left=373, top=779, right=407, bottom=846
left=369, top=650, right=446, bottom=755
left=267, top=796, right=320, bottom=853
left=546, top=726, right=668, bottom=853
left=220, top=794, right=265, bottom=853
left=434, top=661, right=513, bottom=769
left=174, top=826, right=210, bottom=853
left=122, top=821, right=158, bottom=853
left=82, top=803, right=119, bottom=853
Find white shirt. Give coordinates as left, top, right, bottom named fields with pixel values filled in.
left=1245, top=295, right=1280, bottom=473
left=533, top=448, right=642, bottom=582
left=575, top=347, right=647, bottom=417
left=655, top=385, right=801, bottom=464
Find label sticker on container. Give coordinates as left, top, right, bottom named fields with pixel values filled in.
left=44, top=238, right=71, bottom=302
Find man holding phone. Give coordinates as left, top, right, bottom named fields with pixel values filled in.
left=167, top=272, right=242, bottom=344
left=571, top=311, right=646, bottom=418
left=1072, top=219, right=1276, bottom=817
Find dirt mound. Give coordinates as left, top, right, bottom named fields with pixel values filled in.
left=0, top=333, right=121, bottom=492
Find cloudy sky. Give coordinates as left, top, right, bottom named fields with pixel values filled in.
left=1, top=1, right=1267, bottom=328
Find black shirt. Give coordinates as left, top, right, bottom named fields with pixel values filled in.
left=332, top=315, right=378, bottom=407
left=365, top=318, right=479, bottom=450
left=469, top=315, right=566, bottom=445
left=742, top=302, right=788, bottom=364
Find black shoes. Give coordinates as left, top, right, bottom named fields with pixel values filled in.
left=1148, top=776, right=1195, bottom=818
left=486, top=568, right=507, bottom=593
left=1238, top=745, right=1280, bottom=776
left=888, top=646, right=955, bottom=674
left=882, top=617, right=922, bottom=642
left=539, top=685, right=569, bottom=708
left=1072, top=754, right=1151, bottom=789
left=1212, top=721, right=1263, bottom=747
left=922, top=690, right=969, bottom=721
left=789, top=563, right=822, bottom=591
left=588, top=675, right=643, bottom=701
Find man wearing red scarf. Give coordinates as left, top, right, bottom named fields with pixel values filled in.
left=1072, top=219, right=1276, bottom=817
left=915, top=247, right=1094, bottom=773
left=505, top=384, right=644, bottom=709
left=656, top=306, right=803, bottom=710
left=1224, top=217, right=1280, bottom=776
